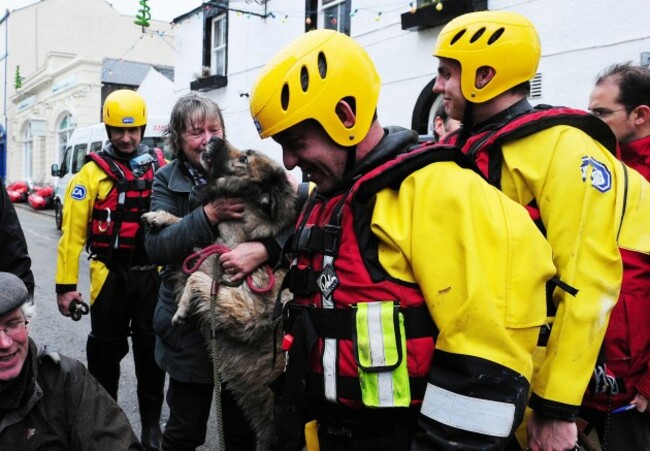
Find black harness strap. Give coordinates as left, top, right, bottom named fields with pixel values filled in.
left=285, top=304, right=438, bottom=341
left=307, top=373, right=428, bottom=402
left=293, top=225, right=342, bottom=256
left=91, top=209, right=142, bottom=223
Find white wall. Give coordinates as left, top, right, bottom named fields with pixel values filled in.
left=0, top=0, right=176, bottom=182
left=170, top=0, right=650, bottom=177
left=172, top=0, right=307, bottom=179
left=138, top=68, right=175, bottom=120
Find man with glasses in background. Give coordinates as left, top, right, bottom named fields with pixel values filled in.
left=0, top=272, right=141, bottom=449
left=581, top=62, right=650, bottom=450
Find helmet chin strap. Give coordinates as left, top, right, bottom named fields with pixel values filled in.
left=456, top=101, right=475, bottom=148
left=344, top=144, right=358, bottom=176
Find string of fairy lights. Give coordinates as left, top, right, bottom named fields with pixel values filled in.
left=114, top=0, right=435, bottom=74
left=13, top=0, right=438, bottom=112
left=134, top=0, right=444, bottom=29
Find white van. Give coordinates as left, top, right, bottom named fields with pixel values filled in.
left=50, top=117, right=168, bottom=229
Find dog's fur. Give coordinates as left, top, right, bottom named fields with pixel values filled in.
left=142, top=137, right=299, bottom=450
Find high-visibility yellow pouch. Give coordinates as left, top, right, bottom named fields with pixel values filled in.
left=353, top=301, right=410, bottom=407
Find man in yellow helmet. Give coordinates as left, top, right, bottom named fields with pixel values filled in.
left=55, top=90, right=166, bottom=450
left=433, top=10, right=650, bottom=451
left=251, top=29, right=558, bottom=450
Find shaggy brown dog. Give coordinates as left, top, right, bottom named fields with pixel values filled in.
left=142, top=136, right=299, bottom=451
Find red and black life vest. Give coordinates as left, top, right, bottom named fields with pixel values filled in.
left=444, top=104, right=618, bottom=189
left=281, top=145, right=478, bottom=408
left=87, top=148, right=165, bottom=258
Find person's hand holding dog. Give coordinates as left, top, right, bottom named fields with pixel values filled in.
left=220, top=242, right=269, bottom=282
left=204, top=197, right=245, bottom=225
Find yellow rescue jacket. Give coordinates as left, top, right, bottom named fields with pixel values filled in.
left=372, top=155, right=556, bottom=384
left=444, top=104, right=650, bottom=421
left=56, top=161, right=116, bottom=301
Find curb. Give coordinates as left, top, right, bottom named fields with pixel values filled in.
left=13, top=201, right=56, bottom=218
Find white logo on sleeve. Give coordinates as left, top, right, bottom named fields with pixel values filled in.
left=71, top=185, right=87, bottom=200
left=580, top=156, right=612, bottom=193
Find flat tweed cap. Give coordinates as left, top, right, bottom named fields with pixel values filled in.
left=0, top=272, right=29, bottom=317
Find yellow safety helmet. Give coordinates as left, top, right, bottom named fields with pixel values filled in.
left=250, top=29, right=381, bottom=147
left=433, top=11, right=541, bottom=103
left=103, top=90, right=147, bottom=128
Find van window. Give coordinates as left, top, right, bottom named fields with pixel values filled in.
left=58, top=146, right=72, bottom=177
left=71, top=143, right=88, bottom=174
left=143, top=137, right=173, bottom=160
left=90, top=141, right=104, bottom=153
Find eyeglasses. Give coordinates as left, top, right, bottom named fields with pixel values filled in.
left=0, top=320, right=28, bottom=338
left=590, top=107, right=628, bottom=118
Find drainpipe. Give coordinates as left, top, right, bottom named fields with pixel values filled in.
left=0, top=9, right=8, bottom=180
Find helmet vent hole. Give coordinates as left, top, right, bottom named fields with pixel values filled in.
left=450, top=29, right=466, bottom=45
left=470, top=27, right=486, bottom=43
left=300, top=66, right=309, bottom=92
left=488, top=28, right=505, bottom=45
left=317, top=51, right=327, bottom=79
left=281, top=83, right=290, bottom=111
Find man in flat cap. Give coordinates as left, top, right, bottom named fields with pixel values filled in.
left=0, top=272, right=142, bottom=450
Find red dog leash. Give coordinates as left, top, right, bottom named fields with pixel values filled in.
left=182, top=243, right=276, bottom=294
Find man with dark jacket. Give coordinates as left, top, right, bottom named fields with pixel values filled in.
left=0, top=271, right=141, bottom=449
left=0, top=177, right=34, bottom=300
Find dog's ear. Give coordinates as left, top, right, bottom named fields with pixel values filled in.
left=260, top=193, right=271, bottom=208
left=260, top=191, right=280, bottom=222
left=259, top=168, right=300, bottom=223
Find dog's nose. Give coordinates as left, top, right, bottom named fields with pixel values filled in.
left=208, top=136, right=225, bottom=149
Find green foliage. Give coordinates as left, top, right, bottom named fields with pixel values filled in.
left=134, top=0, right=151, bottom=28
left=14, top=66, right=21, bottom=89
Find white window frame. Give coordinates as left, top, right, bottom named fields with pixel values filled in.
left=211, top=14, right=227, bottom=76
left=22, top=123, right=33, bottom=181
left=320, top=0, right=345, bottom=32
left=57, top=112, right=74, bottom=164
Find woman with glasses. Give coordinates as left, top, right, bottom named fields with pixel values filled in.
left=0, top=271, right=141, bottom=449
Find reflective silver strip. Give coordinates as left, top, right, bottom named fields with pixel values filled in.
left=366, top=303, right=386, bottom=366
left=421, top=383, right=515, bottom=438
left=321, top=255, right=337, bottom=402
left=378, top=371, right=394, bottom=406
left=366, top=303, right=394, bottom=406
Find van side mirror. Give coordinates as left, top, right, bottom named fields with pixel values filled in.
left=51, top=163, right=60, bottom=177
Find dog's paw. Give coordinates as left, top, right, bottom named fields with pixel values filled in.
left=142, top=211, right=181, bottom=228
left=171, top=313, right=187, bottom=328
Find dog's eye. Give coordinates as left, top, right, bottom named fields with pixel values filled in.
left=239, top=156, right=248, bottom=164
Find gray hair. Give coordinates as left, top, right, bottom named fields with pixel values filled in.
left=164, top=92, right=225, bottom=159
left=22, top=301, right=35, bottom=322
